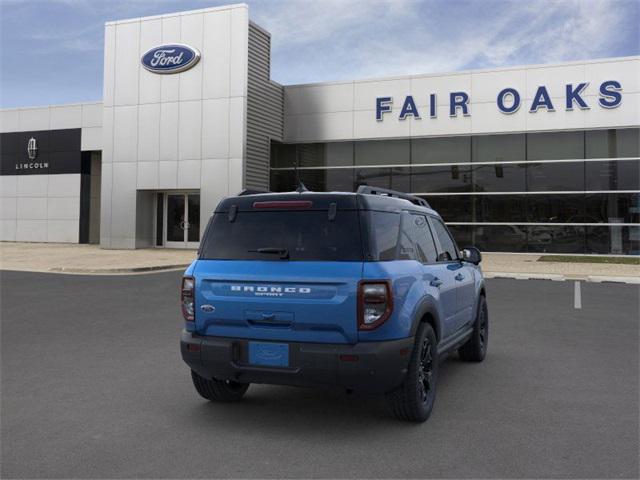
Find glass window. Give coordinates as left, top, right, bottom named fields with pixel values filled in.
left=585, top=192, right=640, bottom=224
left=270, top=170, right=296, bottom=192
left=472, top=163, right=526, bottom=192
left=471, top=225, right=528, bottom=252
left=355, top=139, right=409, bottom=166
left=412, top=136, right=470, bottom=164
left=527, top=161, right=585, bottom=191
left=270, top=142, right=296, bottom=168
left=200, top=211, right=363, bottom=261
left=472, top=134, right=525, bottom=162
left=430, top=217, right=459, bottom=261
left=585, top=160, right=640, bottom=191
left=397, top=214, right=418, bottom=261
left=354, top=167, right=410, bottom=192
left=296, top=144, right=326, bottom=167
left=325, top=142, right=354, bottom=166
left=368, top=211, right=401, bottom=261
left=585, top=128, right=640, bottom=158
left=527, top=131, right=584, bottom=160
left=475, top=194, right=528, bottom=223
left=412, top=214, right=438, bottom=262
left=586, top=226, right=640, bottom=255
left=411, top=165, right=473, bottom=193
left=423, top=196, right=473, bottom=222
left=325, top=168, right=355, bottom=192
left=526, top=194, right=585, bottom=223
left=526, top=226, right=585, bottom=254
left=447, top=225, right=473, bottom=250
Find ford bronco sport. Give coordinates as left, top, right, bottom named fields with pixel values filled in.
left=180, top=186, right=488, bottom=422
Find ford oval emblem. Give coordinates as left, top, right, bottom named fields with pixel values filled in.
left=141, top=44, right=201, bottom=74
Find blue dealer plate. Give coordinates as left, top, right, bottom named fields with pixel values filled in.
left=248, top=342, right=289, bottom=367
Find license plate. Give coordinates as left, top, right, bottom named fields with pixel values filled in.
left=248, top=342, right=289, bottom=367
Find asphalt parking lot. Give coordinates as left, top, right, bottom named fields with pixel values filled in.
left=1, top=270, right=638, bottom=479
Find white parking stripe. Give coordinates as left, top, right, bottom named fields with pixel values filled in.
left=574, top=281, right=582, bottom=309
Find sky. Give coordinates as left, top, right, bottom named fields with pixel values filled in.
left=0, top=0, right=638, bottom=108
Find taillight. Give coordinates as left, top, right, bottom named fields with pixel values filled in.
left=181, top=276, right=195, bottom=321
left=358, top=281, right=393, bottom=330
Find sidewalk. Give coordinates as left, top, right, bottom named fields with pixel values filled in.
left=0, top=242, right=196, bottom=274
left=0, top=242, right=638, bottom=282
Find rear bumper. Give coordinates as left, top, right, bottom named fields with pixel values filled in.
left=180, top=330, right=414, bottom=393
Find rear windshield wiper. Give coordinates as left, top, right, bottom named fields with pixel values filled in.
left=248, top=247, right=290, bottom=260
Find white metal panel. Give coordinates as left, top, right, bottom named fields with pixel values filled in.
left=228, top=96, right=245, bottom=158
left=47, top=197, right=80, bottom=220
left=50, top=105, right=82, bottom=130
left=113, top=105, right=138, bottom=162
left=201, top=98, right=230, bottom=159
left=18, top=107, right=50, bottom=131
left=16, top=220, right=47, bottom=242
left=81, top=126, right=103, bottom=151
left=179, top=14, right=204, bottom=102
left=0, top=220, right=17, bottom=241
left=138, top=18, right=162, bottom=105
left=158, top=161, right=178, bottom=189
left=410, top=73, right=472, bottom=108
left=109, top=162, right=137, bottom=247
left=585, top=58, right=640, bottom=94
left=101, top=107, right=114, bottom=163
left=81, top=103, right=103, bottom=128
left=285, top=83, right=353, bottom=116
left=17, top=197, right=47, bottom=219
left=103, top=25, right=116, bottom=107
left=228, top=157, right=243, bottom=195
left=409, top=105, right=472, bottom=137
left=471, top=101, right=527, bottom=134
left=354, top=110, right=407, bottom=139
left=178, top=100, right=202, bottom=160
left=0, top=197, right=17, bottom=219
left=229, top=7, right=248, bottom=98
left=200, top=158, right=229, bottom=234
left=47, top=220, right=79, bottom=243
left=114, top=21, right=141, bottom=106
left=177, top=159, right=201, bottom=188
left=159, top=102, right=179, bottom=161
left=160, top=16, right=181, bottom=103
left=136, top=161, right=158, bottom=189
left=137, top=103, right=161, bottom=161
left=525, top=99, right=586, bottom=131
left=0, top=109, right=20, bottom=132
left=17, top=175, right=48, bottom=197
left=47, top=174, right=80, bottom=197
left=525, top=63, right=586, bottom=101
left=0, top=176, right=17, bottom=197
left=472, top=68, right=526, bottom=104
left=202, top=9, right=231, bottom=99
left=584, top=91, right=640, bottom=128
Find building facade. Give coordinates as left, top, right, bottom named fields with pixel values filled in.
left=1, top=3, right=638, bottom=254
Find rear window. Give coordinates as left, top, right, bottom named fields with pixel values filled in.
left=199, top=211, right=363, bottom=261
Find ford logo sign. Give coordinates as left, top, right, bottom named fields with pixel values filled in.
left=141, top=44, right=200, bottom=74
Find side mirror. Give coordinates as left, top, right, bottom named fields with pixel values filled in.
left=461, top=246, right=482, bottom=265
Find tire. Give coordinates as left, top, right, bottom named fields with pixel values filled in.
left=385, top=323, right=438, bottom=423
left=190, top=370, right=249, bottom=402
left=458, top=295, right=488, bottom=362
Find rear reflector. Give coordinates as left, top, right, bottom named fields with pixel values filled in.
left=339, top=354, right=359, bottom=362
left=253, top=200, right=312, bottom=209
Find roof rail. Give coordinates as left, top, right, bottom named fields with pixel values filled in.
left=237, top=189, right=270, bottom=196
left=356, top=185, right=431, bottom=208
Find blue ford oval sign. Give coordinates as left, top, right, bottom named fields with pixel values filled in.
left=141, top=44, right=200, bottom=74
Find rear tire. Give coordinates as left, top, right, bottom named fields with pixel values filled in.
left=191, top=370, right=249, bottom=402
left=458, top=295, right=488, bottom=362
left=385, top=323, right=438, bottom=423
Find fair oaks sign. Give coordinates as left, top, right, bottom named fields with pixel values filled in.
left=376, top=80, right=623, bottom=121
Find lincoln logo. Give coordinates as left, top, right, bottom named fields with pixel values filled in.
left=141, top=44, right=200, bottom=74
left=230, top=285, right=311, bottom=297
left=27, top=137, right=37, bottom=160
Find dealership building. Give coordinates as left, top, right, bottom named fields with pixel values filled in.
left=1, top=3, right=638, bottom=254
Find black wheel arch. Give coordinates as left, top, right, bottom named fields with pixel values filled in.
left=410, top=297, right=442, bottom=342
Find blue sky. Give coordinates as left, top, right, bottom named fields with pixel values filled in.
left=1, top=0, right=638, bottom=108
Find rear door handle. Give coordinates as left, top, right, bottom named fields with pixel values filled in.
left=430, top=278, right=443, bottom=288
left=455, top=273, right=465, bottom=281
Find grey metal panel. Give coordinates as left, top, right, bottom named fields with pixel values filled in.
left=245, top=23, right=284, bottom=190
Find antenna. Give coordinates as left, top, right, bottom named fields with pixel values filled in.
left=296, top=181, right=309, bottom=193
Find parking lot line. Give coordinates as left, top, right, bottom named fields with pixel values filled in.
left=574, top=281, right=582, bottom=309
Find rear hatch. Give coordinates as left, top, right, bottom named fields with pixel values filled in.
left=193, top=195, right=363, bottom=344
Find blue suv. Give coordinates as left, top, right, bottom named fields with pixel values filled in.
left=180, top=186, right=488, bottom=422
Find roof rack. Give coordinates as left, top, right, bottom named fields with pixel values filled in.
left=356, top=185, right=431, bottom=208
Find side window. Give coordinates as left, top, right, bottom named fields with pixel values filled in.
left=430, top=217, right=459, bottom=262
left=412, top=214, right=438, bottom=263
left=397, top=213, right=417, bottom=260
left=369, top=211, right=401, bottom=261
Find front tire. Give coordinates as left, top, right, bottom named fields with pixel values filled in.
left=458, top=295, right=488, bottom=362
left=386, top=323, right=438, bottom=422
left=191, top=370, right=249, bottom=402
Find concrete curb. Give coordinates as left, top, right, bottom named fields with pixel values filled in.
left=48, top=264, right=190, bottom=274
left=484, top=271, right=640, bottom=284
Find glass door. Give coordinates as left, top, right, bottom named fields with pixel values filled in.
left=164, top=193, right=200, bottom=248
